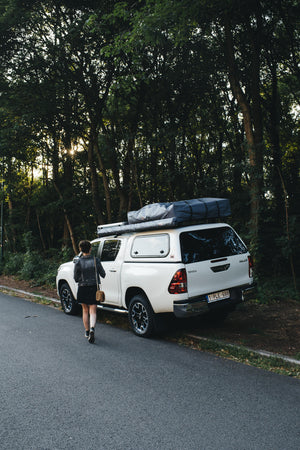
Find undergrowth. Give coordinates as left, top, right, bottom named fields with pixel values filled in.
left=256, top=276, right=299, bottom=303
left=0, top=233, right=74, bottom=288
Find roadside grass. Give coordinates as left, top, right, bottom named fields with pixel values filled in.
left=0, top=287, right=61, bottom=309
left=97, top=310, right=130, bottom=331
left=175, top=335, right=300, bottom=379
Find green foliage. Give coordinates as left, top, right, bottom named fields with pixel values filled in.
left=2, top=232, right=75, bottom=288
left=0, top=0, right=299, bottom=282
left=257, top=277, right=299, bottom=303
left=19, top=250, right=44, bottom=281
left=3, top=253, right=25, bottom=276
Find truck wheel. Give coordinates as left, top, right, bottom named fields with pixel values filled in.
left=59, top=282, right=80, bottom=315
left=128, top=295, right=155, bottom=337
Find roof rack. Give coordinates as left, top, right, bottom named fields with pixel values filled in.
left=97, top=222, right=126, bottom=230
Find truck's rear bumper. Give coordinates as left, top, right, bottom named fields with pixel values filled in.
left=241, top=284, right=256, bottom=301
left=173, top=283, right=256, bottom=318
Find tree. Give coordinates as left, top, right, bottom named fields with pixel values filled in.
left=0, top=0, right=298, bottom=282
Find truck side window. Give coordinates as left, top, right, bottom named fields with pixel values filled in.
left=131, top=234, right=170, bottom=258
left=91, top=242, right=100, bottom=257
left=101, top=240, right=121, bottom=261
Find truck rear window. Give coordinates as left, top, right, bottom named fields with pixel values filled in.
left=180, top=227, right=247, bottom=264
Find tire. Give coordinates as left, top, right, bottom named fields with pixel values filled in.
left=59, top=282, right=80, bottom=315
left=128, top=294, right=155, bottom=337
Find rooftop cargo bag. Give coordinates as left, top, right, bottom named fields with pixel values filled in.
left=97, top=198, right=231, bottom=237
left=127, top=198, right=231, bottom=224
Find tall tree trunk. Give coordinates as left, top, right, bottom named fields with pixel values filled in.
left=249, top=6, right=264, bottom=212
left=36, top=210, right=46, bottom=251
left=269, top=60, right=283, bottom=221
left=118, top=138, right=134, bottom=220
left=87, top=135, right=105, bottom=225
left=25, top=164, right=34, bottom=227
left=93, top=136, right=112, bottom=223
left=217, top=133, right=224, bottom=194
left=7, top=196, right=16, bottom=253
left=224, top=17, right=260, bottom=237
left=50, top=130, right=59, bottom=184
left=224, top=103, right=244, bottom=194
left=166, top=137, right=177, bottom=201
left=133, top=157, right=143, bottom=208
left=150, top=145, right=158, bottom=203
left=53, top=182, right=78, bottom=254
left=6, top=160, right=16, bottom=252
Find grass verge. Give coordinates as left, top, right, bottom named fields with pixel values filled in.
left=174, top=335, right=300, bottom=379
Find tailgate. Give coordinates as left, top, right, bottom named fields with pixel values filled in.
left=180, top=225, right=251, bottom=299
left=185, top=254, right=250, bottom=298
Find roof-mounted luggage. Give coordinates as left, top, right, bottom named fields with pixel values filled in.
left=97, top=197, right=231, bottom=237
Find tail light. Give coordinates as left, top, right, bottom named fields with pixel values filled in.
left=168, top=269, right=187, bottom=294
left=248, top=255, right=254, bottom=278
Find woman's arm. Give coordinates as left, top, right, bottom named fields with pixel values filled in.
left=96, top=258, right=106, bottom=279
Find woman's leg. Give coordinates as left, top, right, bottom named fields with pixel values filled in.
left=89, top=304, right=97, bottom=329
left=81, top=304, right=90, bottom=332
left=88, top=304, right=97, bottom=343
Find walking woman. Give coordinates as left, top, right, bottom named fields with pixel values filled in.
left=74, top=240, right=106, bottom=343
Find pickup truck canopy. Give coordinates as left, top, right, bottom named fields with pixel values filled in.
left=97, top=198, right=231, bottom=237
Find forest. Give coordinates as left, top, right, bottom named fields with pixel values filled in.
left=0, top=0, right=299, bottom=294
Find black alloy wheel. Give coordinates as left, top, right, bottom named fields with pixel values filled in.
left=128, top=294, right=155, bottom=337
left=59, top=282, right=80, bottom=315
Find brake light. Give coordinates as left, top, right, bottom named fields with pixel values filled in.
left=248, top=256, right=254, bottom=278
left=168, top=269, right=187, bottom=294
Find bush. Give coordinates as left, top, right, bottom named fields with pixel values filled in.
left=36, top=258, right=60, bottom=287
left=2, top=233, right=76, bottom=288
left=3, top=253, right=25, bottom=276
left=2, top=251, right=59, bottom=288
left=257, top=276, right=299, bottom=303
left=19, top=250, right=47, bottom=282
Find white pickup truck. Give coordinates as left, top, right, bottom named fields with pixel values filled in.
left=56, top=221, right=255, bottom=337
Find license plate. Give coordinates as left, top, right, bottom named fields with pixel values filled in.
left=207, top=290, right=230, bottom=303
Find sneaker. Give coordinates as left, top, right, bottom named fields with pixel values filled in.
left=88, top=328, right=95, bottom=344
left=85, top=330, right=89, bottom=339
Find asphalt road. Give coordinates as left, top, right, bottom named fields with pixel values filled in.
left=0, top=292, right=300, bottom=450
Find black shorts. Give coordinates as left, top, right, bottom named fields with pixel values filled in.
left=77, top=285, right=98, bottom=305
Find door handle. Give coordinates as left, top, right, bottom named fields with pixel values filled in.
left=109, top=269, right=117, bottom=272
left=210, top=264, right=230, bottom=273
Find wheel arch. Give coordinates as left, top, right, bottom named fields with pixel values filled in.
left=125, top=287, right=153, bottom=312
left=58, top=279, right=76, bottom=298
left=58, top=278, right=67, bottom=293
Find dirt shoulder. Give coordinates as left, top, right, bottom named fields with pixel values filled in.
left=182, top=300, right=300, bottom=359
left=0, top=274, right=299, bottom=359
left=0, top=275, right=58, bottom=300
